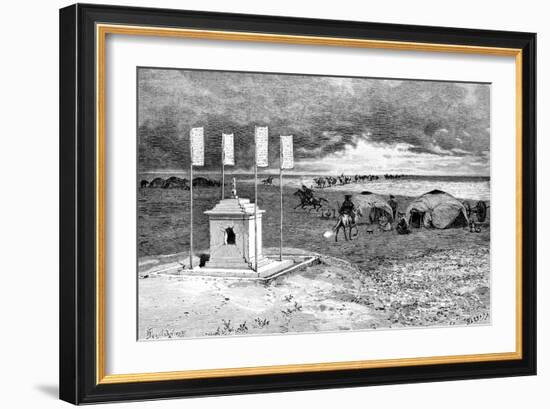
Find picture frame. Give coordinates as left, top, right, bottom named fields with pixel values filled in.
left=59, top=3, right=536, bottom=404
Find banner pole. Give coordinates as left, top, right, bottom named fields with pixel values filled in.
left=189, top=156, right=194, bottom=269
left=221, top=135, right=225, bottom=200
left=254, top=138, right=258, bottom=273
left=279, top=148, right=283, bottom=262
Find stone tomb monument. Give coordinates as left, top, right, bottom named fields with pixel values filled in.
left=202, top=183, right=293, bottom=278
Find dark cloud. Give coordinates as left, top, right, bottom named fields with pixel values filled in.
left=137, top=69, right=490, bottom=173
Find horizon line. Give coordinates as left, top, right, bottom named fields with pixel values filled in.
left=138, top=169, right=490, bottom=178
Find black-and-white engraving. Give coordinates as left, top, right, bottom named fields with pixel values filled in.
left=137, top=68, right=490, bottom=340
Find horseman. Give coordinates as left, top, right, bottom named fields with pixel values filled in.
left=301, top=184, right=314, bottom=203
left=339, top=194, right=356, bottom=224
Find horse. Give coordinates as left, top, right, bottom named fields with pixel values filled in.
left=293, top=189, right=328, bottom=212
left=333, top=211, right=359, bottom=242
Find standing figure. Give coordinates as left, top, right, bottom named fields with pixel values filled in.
left=388, top=194, right=398, bottom=220
left=231, top=177, right=238, bottom=199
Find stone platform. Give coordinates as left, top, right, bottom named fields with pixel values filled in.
left=153, top=255, right=319, bottom=281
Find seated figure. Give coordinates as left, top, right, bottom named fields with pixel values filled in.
left=378, top=214, right=392, bottom=231
left=396, top=217, right=411, bottom=235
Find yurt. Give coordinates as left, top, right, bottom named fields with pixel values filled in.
left=355, top=191, right=394, bottom=224
left=405, top=189, right=469, bottom=229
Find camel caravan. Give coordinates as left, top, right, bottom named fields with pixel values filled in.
left=312, top=173, right=406, bottom=189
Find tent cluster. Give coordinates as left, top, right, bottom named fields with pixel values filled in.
left=355, top=192, right=394, bottom=224
left=404, top=189, right=469, bottom=229
left=351, top=189, right=470, bottom=230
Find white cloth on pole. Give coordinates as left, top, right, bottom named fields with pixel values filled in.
left=280, top=135, right=294, bottom=169
left=222, top=133, right=235, bottom=166
left=190, top=127, right=204, bottom=166
left=255, top=126, right=269, bottom=168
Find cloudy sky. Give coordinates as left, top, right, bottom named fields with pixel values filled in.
left=138, top=68, right=490, bottom=176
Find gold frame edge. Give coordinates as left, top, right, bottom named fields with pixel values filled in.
left=95, top=23, right=524, bottom=385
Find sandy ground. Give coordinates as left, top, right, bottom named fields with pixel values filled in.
left=139, top=245, right=490, bottom=339
left=138, top=182, right=490, bottom=339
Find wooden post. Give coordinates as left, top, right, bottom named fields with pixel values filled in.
left=279, top=135, right=292, bottom=262
left=279, top=150, right=283, bottom=262
left=221, top=141, right=225, bottom=200
left=189, top=157, right=194, bottom=269
left=254, top=143, right=258, bottom=273
left=189, top=158, right=193, bottom=269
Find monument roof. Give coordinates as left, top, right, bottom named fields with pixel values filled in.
left=204, top=198, right=264, bottom=216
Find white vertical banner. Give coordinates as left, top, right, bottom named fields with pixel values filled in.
left=190, top=127, right=204, bottom=166
left=280, top=135, right=294, bottom=169
left=222, top=133, right=235, bottom=166
left=255, top=126, right=269, bottom=167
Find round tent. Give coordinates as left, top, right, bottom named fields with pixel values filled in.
left=355, top=191, right=394, bottom=224
left=405, top=189, right=469, bottom=229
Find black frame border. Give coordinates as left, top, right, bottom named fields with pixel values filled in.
left=59, top=3, right=536, bottom=404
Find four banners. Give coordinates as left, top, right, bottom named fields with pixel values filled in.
left=189, top=126, right=293, bottom=270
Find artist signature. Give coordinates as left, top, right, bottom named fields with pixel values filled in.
left=448, top=312, right=490, bottom=326
left=465, top=312, right=490, bottom=325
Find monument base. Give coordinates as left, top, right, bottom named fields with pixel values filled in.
left=146, top=255, right=320, bottom=281
left=205, top=254, right=273, bottom=271
left=189, top=258, right=293, bottom=279
left=177, top=256, right=318, bottom=281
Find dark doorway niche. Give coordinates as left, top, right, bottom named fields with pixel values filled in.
left=410, top=211, right=425, bottom=228
left=225, top=227, right=236, bottom=245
